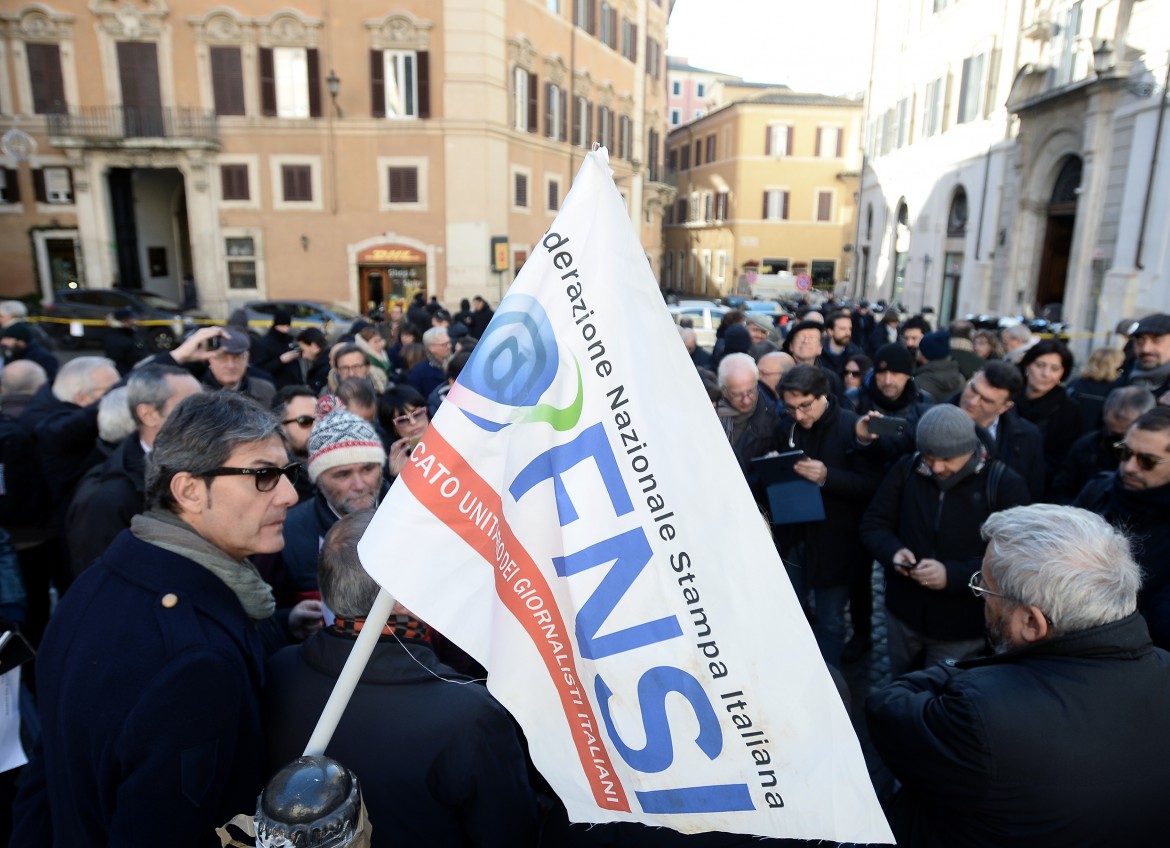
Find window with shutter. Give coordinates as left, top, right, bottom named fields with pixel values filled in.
left=259, top=48, right=277, bottom=116
left=0, top=169, right=19, bottom=205
left=706, top=134, right=715, bottom=162
left=220, top=164, right=249, bottom=201
left=766, top=124, right=792, bottom=156
left=41, top=167, right=73, bottom=204
left=370, top=50, right=385, bottom=118
left=281, top=165, right=312, bottom=201
left=547, top=179, right=560, bottom=211
left=817, top=191, right=832, bottom=221
left=27, top=43, right=67, bottom=115
left=514, top=173, right=528, bottom=208
left=388, top=167, right=419, bottom=203
left=679, top=145, right=690, bottom=170
left=380, top=50, right=419, bottom=118
left=272, top=48, right=310, bottom=118
left=527, top=71, right=538, bottom=134
left=210, top=46, right=246, bottom=116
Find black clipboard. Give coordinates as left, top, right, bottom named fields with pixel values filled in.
left=751, top=451, right=826, bottom=525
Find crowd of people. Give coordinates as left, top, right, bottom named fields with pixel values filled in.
left=700, top=299, right=1170, bottom=843
left=0, top=288, right=1165, bottom=845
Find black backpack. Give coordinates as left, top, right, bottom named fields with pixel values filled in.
left=901, top=451, right=1006, bottom=511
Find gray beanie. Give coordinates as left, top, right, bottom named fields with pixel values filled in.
left=916, top=404, right=980, bottom=459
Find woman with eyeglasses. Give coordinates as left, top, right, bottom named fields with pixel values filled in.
left=1014, top=340, right=1083, bottom=496
left=379, top=384, right=429, bottom=478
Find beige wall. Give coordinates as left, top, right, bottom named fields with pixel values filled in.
left=0, top=0, right=669, bottom=314
left=664, top=96, right=861, bottom=297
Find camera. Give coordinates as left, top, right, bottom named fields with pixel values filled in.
left=206, top=336, right=221, bottom=351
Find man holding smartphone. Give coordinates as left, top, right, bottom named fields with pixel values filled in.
left=861, top=404, right=1030, bottom=675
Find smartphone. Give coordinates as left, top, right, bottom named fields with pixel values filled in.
left=868, top=416, right=908, bottom=437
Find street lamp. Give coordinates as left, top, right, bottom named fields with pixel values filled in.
left=326, top=70, right=342, bottom=118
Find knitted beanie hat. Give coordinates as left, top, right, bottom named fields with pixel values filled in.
left=307, top=395, right=385, bottom=483
left=916, top=404, right=980, bottom=459
left=872, top=343, right=914, bottom=375
left=918, top=331, right=951, bottom=361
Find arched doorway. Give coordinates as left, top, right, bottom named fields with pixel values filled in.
left=1035, top=156, right=1081, bottom=317
left=940, top=186, right=967, bottom=324
left=357, top=243, right=427, bottom=312
left=892, top=201, right=910, bottom=307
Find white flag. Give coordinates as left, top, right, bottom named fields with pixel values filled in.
left=359, top=149, right=892, bottom=843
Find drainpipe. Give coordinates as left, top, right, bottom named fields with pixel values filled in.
left=1136, top=56, right=1170, bottom=270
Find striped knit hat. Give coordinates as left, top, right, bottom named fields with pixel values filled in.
left=307, top=395, right=386, bottom=483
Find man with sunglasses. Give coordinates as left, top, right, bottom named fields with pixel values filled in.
left=867, top=504, right=1170, bottom=846
left=12, top=391, right=301, bottom=846
left=273, top=385, right=320, bottom=503
left=1074, top=407, right=1170, bottom=649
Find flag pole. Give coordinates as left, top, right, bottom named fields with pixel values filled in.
left=303, top=587, right=396, bottom=756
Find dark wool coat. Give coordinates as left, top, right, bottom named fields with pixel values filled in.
left=10, top=531, right=268, bottom=847
left=773, top=397, right=881, bottom=588
left=867, top=613, right=1170, bottom=847
left=264, top=630, right=539, bottom=847
left=65, top=433, right=146, bottom=579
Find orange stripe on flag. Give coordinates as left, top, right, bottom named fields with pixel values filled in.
left=401, top=425, right=631, bottom=811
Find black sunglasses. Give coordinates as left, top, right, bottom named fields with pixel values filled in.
left=282, top=415, right=316, bottom=427
left=199, top=462, right=301, bottom=492
left=1113, top=441, right=1170, bottom=472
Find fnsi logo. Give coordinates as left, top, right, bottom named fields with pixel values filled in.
left=457, top=294, right=583, bottom=432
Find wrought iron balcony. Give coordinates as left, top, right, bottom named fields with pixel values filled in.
left=47, top=106, right=219, bottom=149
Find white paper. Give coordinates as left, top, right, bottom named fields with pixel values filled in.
left=0, top=667, right=26, bottom=773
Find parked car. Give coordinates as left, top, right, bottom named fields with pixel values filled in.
left=38, top=288, right=213, bottom=352
left=240, top=300, right=363, bottom=344
left=667, top=300, right=729, bottom=350
left=741, top=300, right=793, bottom=327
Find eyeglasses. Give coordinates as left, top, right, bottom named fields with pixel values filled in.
left=1113, top=441, right=1170, bottom=472
left=968, top=570, right=1005, bottom=600
left=787, top=396, right=822, bottom=414
left=199, top=462, right=300, bottom=492
left=844, top=369, right=863, bottom=377
left=337, top=362, right=369, bottom=375
left=393, top=408, right=428, bottom=428
left=723, top=387, right=757, bottom=402
left=282, top=415, right=315, bottom=427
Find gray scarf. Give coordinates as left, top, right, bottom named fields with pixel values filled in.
left=717, top=398, right=754, bottom=446
left=1130, top=360, right=1170, bottom=389
left=130, top=510, right=276, bottom=620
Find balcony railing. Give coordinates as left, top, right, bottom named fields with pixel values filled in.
left=47, top=106, right=219, bottom=147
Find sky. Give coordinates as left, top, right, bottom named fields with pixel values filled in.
left=666, top=0, right=876, bottom=97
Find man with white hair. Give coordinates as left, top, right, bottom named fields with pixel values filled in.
left=867, top=504, right=1170, bottom=846
left=66, top=365, right=202, bottom=580
left=678, top=326, right=711, bottom=368
left=22, top=355, right=120, bottom=510
left=756, top=350, right=793, bottom=413
left=0, top=359, right=47, bottom=418
left=408, top=326, right=451, bottom=398
left=716, top=352, right=778, bottom=472
left=1000, top=322, right=1036, bottom=364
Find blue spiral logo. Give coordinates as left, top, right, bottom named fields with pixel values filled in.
left=458, top=294, right=582, bottom=431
